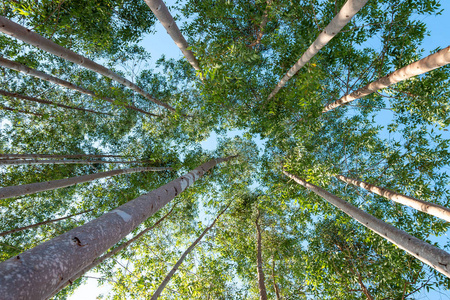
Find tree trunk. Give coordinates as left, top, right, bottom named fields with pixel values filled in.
left=267, top=0, right=369, bottom=100
left=0, top=166, right=172, bottom=200
left=0, top=57, right=159, bottom=117
left=271, top=256, right=281, bottom=300
left=144, top=0, right=201, bottom=72
left=150, top=202, right=230, bottom=299
left=282, top=170, right=450, bottom=278
left=336, top=175, right=450, bottom=223
left=0, top=209, right=93, bottom=237
left=0, top=89, right=110, bottom=115
left=0, top=103, right=42, bottom=117
left=0, top=159, right=155, bottom=165
left=0, top=154, right=124, bottom=159
left=255, top=210, right=268, bottom=300
left=49, top=203, right=178, bottom=298
left=322, top=46, right=450, bottom=112
left=0, top=16, right=176, bottom=112
left=0, top=156, right=235, bottom=299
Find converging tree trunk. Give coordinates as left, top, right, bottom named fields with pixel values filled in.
left=0, top=154, right=124, bottom=159
left=282, top=170, right=450, bottom=278
left=267, top=0, right=369, bottom=100
left=0, top=104, right=42, bottom=117
left=271, top=256, right=281, bottom=300
left=144, top=0, right=201, bottom=72
left=248, top=0, right=272, bottom=49
left=255, top=210, right=268, bottom=300
left=0, top=159, right=154, bottom=166
left=150, top=202, right=230, bottom=299
left=0, top=156, right=235, bottom=299
left=336, top=175, right=450, bottom=223
left=0, top=57, right=159, bottom=117
left=322, top=46, right=450, bottom=112
left=0, top=166, right=172, bottom=199
left=0, top=16, right=176, bottom=112
left=49, top=203, right=178, bottom=298
left=0, top=89, right=109, bottom=115
left=0, top=209, right=93, bottom=237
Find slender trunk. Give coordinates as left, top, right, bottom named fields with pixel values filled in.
left=337, top=175, right=450, bottom=223
left=255, top=211, right=268, bottom=300
left=248, top=1, right=271, bottom=49
left=0, top=89, right=110, bottom=115
left=0, top=16, right=176, bottom=112
left=282, top=170, right=450, bottom=278
left=0, top=159, right=154, bottom=165
left=144, top=0, right=201, bottom=72
left=49, top=203, right=178, bottom=298
left=267, top=0, right=368, bottom=100
left=0, top=167, right=172, bottom=200
left=323, top=46, right=450, bottom=112
left=0, top=156, right=236, bottom=299
left=151, top=202, right=230, bottom=299
left=0, top=57, right=159, bottom=117
left=0, top=103, right=42, bottom=117
left=0, top=154, right=124, bottom=159
left=271, top=256, right=281, bottom=300
left=0, top=209, right=93, bottom=237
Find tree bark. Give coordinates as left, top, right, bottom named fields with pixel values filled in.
left=0, top=89, right=109, bottom=115
left=267, top=0, right=369, bottom=100
left=0, top=57, right=160, bottom=117
left=0, top=166, right=172, bottom=200
left=282, top=170, right=450, bottom=278
left=248, top=0, right=271, bottom=49
left=336, top=175, right=450, bottom=223
left=0, top=16, right=176, bottom=112
left=0, top=103, right=42, bottom=117
left=271, top=256, right=281, bottom=300
left=255, top=210, right=268, bottom=300
left=323, top=46, right=450, bottom=112
left=144, top=0, right=201, bottom=72
left=150, top=202, right=230, bottom=299
left=0, top=209, right=93, bottom=237
left=49, top=203, right=178, bottom=298
left=0, top=159, right=155, bottom=166
left=0, top=156, right=236, bottom=300
left=0, top=154, right=124, bottom=159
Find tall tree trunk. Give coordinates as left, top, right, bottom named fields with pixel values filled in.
left=0, top=209, right=93, bottom=237
left=267, top=0, right=368, bottom=100
left=49, top=203, right=178, bottom=298
left=337, top=175, right=450, bottom=223
left=0, top=159, right=154, bottom=166
left=0, top=103, right=42, bottom=117
left=0, top=57, right=159, bottom=117
left=282, top=170, right=450, bottom=278
left=0, top=156, right=236, bottom=299
left=322, top=46, right=450, bottom=112
left=271, top=256, right=281, bottom=300
left=0, top=154, right=124, bottom=159
left=0, top=89, right=110, bottom=115
left=150, top=202, right=230, bottom=299
left=255, top=210, right=268, bottom=300
left=0, top=166, right=172, bottom=200
left=144, top=0, right=201, bottom=72
left=0, top=16, right=176, bottom=112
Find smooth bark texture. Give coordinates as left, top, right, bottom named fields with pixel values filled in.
left=0, top=159, right=152, bottom=165
left=0, top=89, right=109, bottom=115
left=323, top=46, right=450, bottom=112
left=0, top=209, right=93, bottom=237
left=150, top=202, right=230, bottom=299
left=0, top=167, right=172, bottom=199
left=267, top=0, right=368, bottom=100
left=0, top=16, right=176, bottom=112
left=0, top=154, right=124, bottom=159
left=255, top=211, right=268, bottom=300
left=337, top=175, right=450, bottom=223
left=49, top=203, right=177, bottom=298
left=0, top=156, right=235, bottom=300
left=144, top=0, right=201, bottom=72
left=0, top=57, right=159, bottom=117
left=283, top=170, right=450, bottom=278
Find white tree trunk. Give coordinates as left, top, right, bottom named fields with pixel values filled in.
left=337, top=175, right=450, bottom=223
left=0, top=57, right=159, bottom=117
left=144, top=0, right=201, bottom=72
left=283, top=170, right=450, bottom=278
left=323, top=46, right=450, bottom=112
left=0, top=166, right=172, bottom=199
left=0, top=156, right=235, bottom=299
left=267, top=0, right=368, bottom=100
left=0, top=16, right=176, bottom=112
